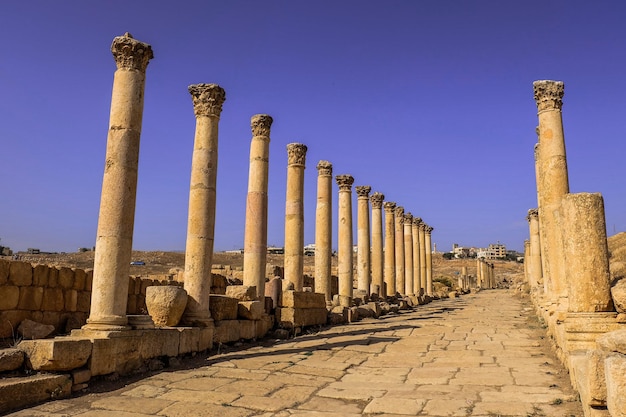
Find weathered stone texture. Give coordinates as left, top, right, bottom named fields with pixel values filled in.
left=19, top=338, right=92, bottom=371
left=238, top=301, right=264, bottom=320
left=281, top=290, right=326, bottom=309
left=17, top=286, right=44, bottom=310
left=226, top=285, right=257, bottom=301
left=9, top=261, right=32, bottom=286
left=0, top=286, right=20, bottom=310
left=276, top=307, right=327, bottom=328
left=0, top=348, right=24, bottom=372
left=209, top=295, right=239, bottom=321
left=0, top=374, right=71, bottom=414
left=18, top=319, right=55, bottom=339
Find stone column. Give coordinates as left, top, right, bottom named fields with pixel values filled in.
left=394, top=206, right=405, bottom=296
left=425, top=225, right=434, bottom=296
left=527, top=208, right=543, bottom=291
left=560, top=193, right=613, bottom=312
left=85, top=33, right=154, bottom=331
left=336, top=174, right=354, bottom=306
left=533, top=80, right=569, bottom=300
left=356, top=186, right=372, bottom=296
left=476, top=258, right=482, bottom=287
left=243, top=115, right=273, bottom=299
left=523, top=240, right=530, bottom=283
left=403, top=213, right=414, bottom=296
left=412, top=217, right=422, bottom=296
left=370, top=192, right=385, bottom=296
left=284, top=143, right=308, bottom=291
left=419, top=221, right=427, bottom=292
left=383, top=202, right=396, bottom=297
left=315, top=161, right=333, bottom=303
left=461, top=266, right=468, bottom=291
left=180, top=83, right=226, bottom=326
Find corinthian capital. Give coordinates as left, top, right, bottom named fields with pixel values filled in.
left=251, top=114, right=273, bottom=137
left=383, top=201, right=396, bottom=212
left=425, top=226, right=434, bottom=234
left=111, top=32, right=153, bottom=71
left=287, top=143, right=307, bottom=166
left=370, top=192, right=384, bottom=208
left=404, top=213, right=413, bottom=223
left=188, top=84, right=226, bottom=118
left=316, top=160, right=332, bottom=176
left=527, top=208, right=539, bottom=222
left=533, top=80, right=564, bottom=112
left=355, top=185, right=371, bottom=198
left=413, top=217, right=422, bottom=226
left=335, top=174, right=354, bottom=191
left=394, top=206, right=404, bottom=218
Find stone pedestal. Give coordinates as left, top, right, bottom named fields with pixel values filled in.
left=394, top=206, right=405, bottom=296
left=412, top=217, right=422, bottom=296
left=315, top=161, right=333, bottom=303
left=181, top=83, right=226, bottom=327
left=403, top=213, right=414, bottom=296
left=85, top=33, right=153, bottom=331
left=336, top=175, right=354, bottom=307
left=370, top=192, right=385, bottom=296
left=356, top=186, right=371, bottom=295
left=533, top=80, right=569, bottom=300
left=284, top=143, right=308, bottom=291
left=243, top=115, right=273, bottom=299
left=383, top=202, right=396, bottom=297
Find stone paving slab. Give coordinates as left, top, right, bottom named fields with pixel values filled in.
left=7, top=290, right=583, bottom=416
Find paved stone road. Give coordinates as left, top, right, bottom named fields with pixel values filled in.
left=9, top=290, right=583, bottom=417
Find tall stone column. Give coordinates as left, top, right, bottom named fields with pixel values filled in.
left=383, top=202, right=396, bottom=297
left=370, top=192, right=385, bottom=296
left=533, top=80, right=569, bottom=300
left=85, top=33, right=153, bottom=331
left=412, top=217, right=422, bottom=296
left=461, top=266, right=468, bottom=291
left=403, top=213, right=414, bottom=296
left=394, top=206, right=405, bottom=296
left=476, top=258, right=482, bottom=287
left=355, top=186, right=372, bottom=296
left=425, top=225, right=434, bottom=296
left=419, top=222, right=427, bottom=292
left=527, top=208, right=543, bottom=291
left=315, top=161, right=333, bottom=303
left=336, top=175, right=355, bottom=306
left=284, top=143, right=307, bottom=291
left=180, top=83, right=226, bottom=326
left=523, top=240, right=530, bottom=283
left=243, top=115, right=273, bottom=299
left=560, top=193, right=613, bottom=312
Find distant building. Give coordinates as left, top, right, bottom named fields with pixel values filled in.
left=477, top=242, right=507, bottom=259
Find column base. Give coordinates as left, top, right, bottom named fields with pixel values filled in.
left=83, top=314, right=130, bottom=331
left=565, top=312, right=620, bottom=353
left=179, top=313, right=214, bottom=328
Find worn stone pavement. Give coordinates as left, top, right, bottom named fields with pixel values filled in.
left=8, top=290, right=583, bottom=417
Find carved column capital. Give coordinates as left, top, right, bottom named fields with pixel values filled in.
left=111, top=32, right=153, bottom=72
left=335, top=174, right=354, bottom=191
left=419, top=222, right=426, bottom=231
left=527, top=208, right=539, bottom=222
left=370, top=192, right=384, bottom=209
left=355, top=185, right=371, bottom=198
left=394, top=206, right=404, bottom=218
left=188, top=84, right=226, bottom=118
left=404, top=213, right=413, bottom=223
left=251, top=114, right=273, bottom=137
left=425, top=226, right=433, bottom=234
left=533, top=80, right=564, bottom=112
left=287, top=143, right=307, bottom=166
left=413, top=217, right=422, bottom=226
left=316, top=160, right=332, bottom=176
left=383, top=201, right=396, bottom=212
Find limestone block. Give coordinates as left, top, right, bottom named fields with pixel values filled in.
left=226, top=285, right=257, bottom=301
left=257, top=314, right=273, bottom=338
left=605, top=355, right=626, bottom=416
left=32, top=265, right=49, bottom=286
left=214, top=320, right=240, bottom=343
left=139, top=328, right=179, bottom=358
left=140, top=279, right=154, bottom=295
left=41, top=288, right=64, bottom=311
left=575, top=350, right=608, bottom=407
left=17, top=286, right=44, bottom=310
left=611, top=278, right=626, bottom=313
left=356, top=305, right=375, bottom=319
left=19, top=338, right=92, bottom=371
left=84, top=269, right=93, bottom=291
left=48, top=267, right=59, bottom=288
left=57, top=267, right=74, bottom=289
left=238, top=301, right=264, bottom=320
left=9, top=262, right=32, bottom=286
left=18, top=319, right=55, bottom=339
left=0, top=259, right=9, bottom=284
left=64, top=289, right=78, bottom=312
left=209, top=295, right=239, bottom=321
left=77, top=291, right=91, bottom=313
left=0, top=348, right=24, bottom=372
left=0, top=374, right=71, bottom=414
left=277, top=307, right=328, bottom=328
left=0, top=311, right=29, bottom=338
left=72, top=368, right=91, bottom=384
left=73, top=269, right=86, bottom=291
left=328, top=305, right=348, bottom=325
left=349, top=306, right=360, bottom=322
left=265, top=277, right=282, bottom=309
left=0, top=286, right=20, bottom=310
left=239, top=320, right=256, bottom=340
left=178, top=327, right=200, bottom=355
left=80, top=331, right=142, bottom=376
left=281, top=290, right=326, bottom=309
left=145, top=285, right=188, bottom=327
left=198, top=326, right=214, bottom=351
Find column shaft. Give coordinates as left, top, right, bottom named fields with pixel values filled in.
left=403, top=213, right=414, bottom=296
left=370, top=192, right=385, bottom=296
left=356, top=186, right=372, bottom=295
left=394, top=206, right=405, bottom=296
left=412, top=218, right=422, bottom=296
left=284, top=143, right=307, bottom=291
left=315, top=161, right=333, bottom=302
left=425, top=226, right=433, bottom=296
left=383, top=202, right=396, bottom=297
left=419, top=224, right=427, bottom=292
left=336, top=175, right=355, bottom=306
left=527, top=209, right=543, bottom=290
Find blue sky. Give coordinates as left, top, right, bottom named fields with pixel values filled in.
left=1, top=1, right=625, bottom=254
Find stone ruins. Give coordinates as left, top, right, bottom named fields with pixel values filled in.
left=1, top=34, right=624, bottom=417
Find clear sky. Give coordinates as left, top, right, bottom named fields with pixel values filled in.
left=1, top=1, right=625, bottom=254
